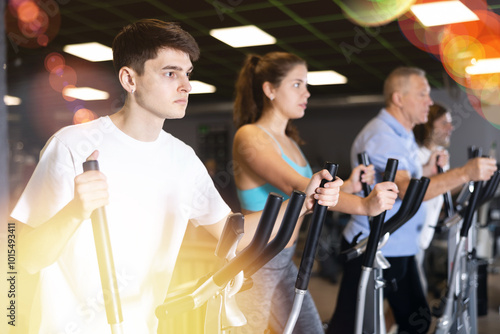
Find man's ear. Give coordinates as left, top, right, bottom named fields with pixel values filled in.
left=392, top=91, right=403, bottom=108
left=118, top=67, right=136, bottom=94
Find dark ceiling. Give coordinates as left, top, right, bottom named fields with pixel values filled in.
left=5, top=0, right=500, bottom=110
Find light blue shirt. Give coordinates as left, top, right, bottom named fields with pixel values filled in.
left=343, top=109, right=426, bottom=257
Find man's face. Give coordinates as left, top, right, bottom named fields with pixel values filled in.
left=133, top=48, right=193, bottom=121
left=401, top=75, right=433, bottom=126
left=432, top=112, right=454, bottom=147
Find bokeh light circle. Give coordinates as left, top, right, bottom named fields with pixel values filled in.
left=44, top=52, right=65, bottom=72
left=49, top=65, right=77, bottom=92
left=18, top=1, right=40, bottom=23
left=341, top=0, right=416, bottom=27
left=73, top=108, right=97, bottom=125
left=5, top=0, right=61, bottom=49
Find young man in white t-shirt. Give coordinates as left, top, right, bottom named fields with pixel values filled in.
left=11, top=19, right=344, bottom=333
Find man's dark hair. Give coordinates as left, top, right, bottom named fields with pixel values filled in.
left=112, top=19, right=200, bottom=75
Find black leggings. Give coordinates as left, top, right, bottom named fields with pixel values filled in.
left=326, top=238, right=431, bottom=334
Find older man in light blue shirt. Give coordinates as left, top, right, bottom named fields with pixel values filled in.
left=327, top=67, right=497, bottom=334
left=345, top=108, right=426, bottom=257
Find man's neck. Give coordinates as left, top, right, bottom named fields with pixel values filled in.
left=385, top=105, right=413, bottom=131
left=110, top=106, right=163, bottom=142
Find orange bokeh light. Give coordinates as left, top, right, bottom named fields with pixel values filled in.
left=73, top=108, right=97, bottom=125
left=44, top=52, right=65, bottom=72
left=18, top=1, right=39, bottom=23
left=49, top=65, right=77, bottom=92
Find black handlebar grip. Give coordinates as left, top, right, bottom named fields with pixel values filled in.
left=82, top=160, right=123, bottom=326
left=212, top=193, right=283, bottom=286
left=295, top=162, right=338, bottom=291
left=361, top=158, right=398, bottom=268
left=405, top=177, right=430, bottom=222
left=460, top=179, right=483, bottom=237
left=245, top=190, right=306, bottom=277
left=215, top=213, right=245, bottom=260
left=382, top=178, right=420, bottom=236
left=478, top=170, right=500, bottom=205
left=459, top=147, right=484, bottom=237
left=438, top=163, right=455, bottom=218
left=357, top=152, right=372, bottom=198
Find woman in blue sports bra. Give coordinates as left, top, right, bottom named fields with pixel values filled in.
left=231, top=52, right=399, bottom=333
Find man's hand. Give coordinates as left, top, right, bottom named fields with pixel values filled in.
left=342, top=164, right=375, bottom=194
left=422, top=149, right=449, bottom=177
left=72, top=150, right=109, bottom=221
left=303, top=169, right=343, bottom=213
left=364, top=182, right=399, bottom=216
left=462, top=157, right=498, bottom=182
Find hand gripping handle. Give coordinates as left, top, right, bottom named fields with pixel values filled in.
left=361, top=158, right=398, bottom=268
left=82, top=160, right=123, bottom=326
left=295, top=162, right=338, bottom=291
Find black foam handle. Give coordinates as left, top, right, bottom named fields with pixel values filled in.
left=382, top=178, right=420, bottom=236
left=478, top=170, right=500, bottom=205
left=82, top=160, right=123, bottom=325
left=459, top=148, right=484, bottom=237
left=357, top=152, right=372, bottom=198
left=361, top=158, right=398, bottom=268
left=214, top=213, right=244, bottom=260
left=438, top=163, right=455, bottom=218
left=460, top=180, right=483, bottom=237
left=244, top=190, right=306, bottom=277
left=295, top=162, right=338, bottom=291
left=212, top=193, right=283, bottom=286
left=405, top=177, right=430, bottom=222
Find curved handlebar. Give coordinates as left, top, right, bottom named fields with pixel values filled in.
left=384, top=177, right=429, bottom=236
left=460, top=148, right=483, bottom=237
left=244, top=190, right=306, bottom=278
left=213, top=193, right=283, bottom=286
left=215, top=213, right=244, bottom=260
left=478, top=169, right=500, bottom=206
left=295, top=162, right=338, bottom=291
left=340, top=177, right=421, bottom=263
left=82, top=160, right=123, bottom=327
left=361, top=159, right=398, bottom=268
left=437, top=162, right=455, bottom=218
left=155, top=192, right=283, bottom=318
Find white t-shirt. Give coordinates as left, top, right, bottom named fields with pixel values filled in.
left=417, top=146, right=447, bottom=250
left=11, top=116, right=231, bottom=334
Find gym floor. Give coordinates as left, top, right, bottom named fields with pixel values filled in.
left=308, top=256, right=500, bottom=333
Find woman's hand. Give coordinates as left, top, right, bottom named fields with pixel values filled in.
left=303, top=169, right=343, bottom=214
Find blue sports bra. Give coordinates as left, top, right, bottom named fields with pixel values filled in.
left=237, top=126, right=313, bottom=212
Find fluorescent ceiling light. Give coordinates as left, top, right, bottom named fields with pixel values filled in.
left=190, top=80, right=216, bottom=94
left=4, top=95, right=22, bottom=106
left=63, top=87, right=110, bottom=100
left=465, top=58, right=500, bottom=75
left=209, top=25, right=276, bottom=48
left=63, top=42, right=113, bottom=62
left=410, top=1, right=479, bottom=27
left=308, top=70, right=347, bottom=85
